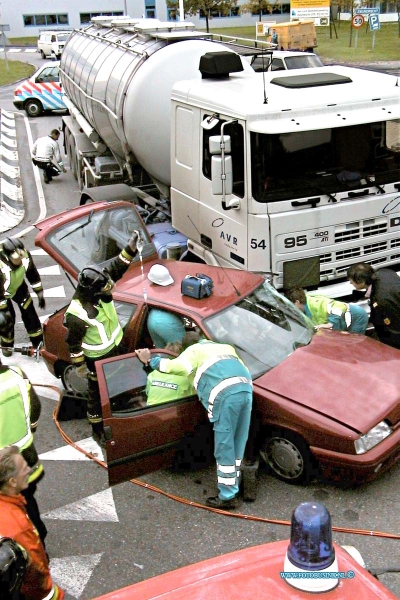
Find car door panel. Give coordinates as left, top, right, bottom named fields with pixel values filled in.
left=97, top=353, right=208, bottom=485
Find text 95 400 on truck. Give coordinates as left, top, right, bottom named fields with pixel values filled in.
left=60, top=17, right=400, bottom=295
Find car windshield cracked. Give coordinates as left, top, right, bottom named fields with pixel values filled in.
left=204, top=281, right=314, bottom=379
left=46, top=205, right=154, bottom=273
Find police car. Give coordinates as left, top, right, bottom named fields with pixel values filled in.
left=13, top=62, right=67, bottom=117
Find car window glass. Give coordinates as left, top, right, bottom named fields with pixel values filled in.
left=114, top=300, right=136, bottom=329
left=203, top=281, right=313, bottom=379
left=271, top=59, right=285, bottom=71
left=45, top=205, right=155, bottom=274
left=102, top=353, right=195, bottom=415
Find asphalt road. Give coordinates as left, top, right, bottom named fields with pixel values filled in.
left=0, top=53, right=399, bottom=599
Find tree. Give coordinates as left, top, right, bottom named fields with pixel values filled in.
left=167, top=0, right=238, bottom=31
left=240, top=0, right=273, bottom=21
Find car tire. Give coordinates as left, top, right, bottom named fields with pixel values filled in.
left=25, top=99, right=43, bottom=118
left=260, top=429, right=315, bottom=484
left=61, top=364, right=89, bottom=395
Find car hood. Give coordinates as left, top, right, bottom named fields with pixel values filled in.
left=254, top=330, right=400, bottom=433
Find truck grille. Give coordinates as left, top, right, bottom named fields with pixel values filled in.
left=318, top=216, right=400, bottom=279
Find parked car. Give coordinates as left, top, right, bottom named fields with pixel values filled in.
left=248, top=50, right=323, bottom=72
left=34, top=201, right=400, bottom=488
left=37, top=30, right=71, bottom=59
left=13, top=62, right=66, bottom=117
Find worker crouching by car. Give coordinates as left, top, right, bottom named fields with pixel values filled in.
left=64, top=233, right=139, bottom=444
left=136, top=337, right=253, bottom=510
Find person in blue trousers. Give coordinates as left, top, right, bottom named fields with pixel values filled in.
left=136, top=338, right=253, bottom=509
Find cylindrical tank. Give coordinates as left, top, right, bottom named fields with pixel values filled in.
left=60, top=19, right=240, bottom=187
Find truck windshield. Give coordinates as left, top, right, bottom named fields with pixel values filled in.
left=251, top=119, right=400, bottom=202
left=203, top=280, right=313, bottom=379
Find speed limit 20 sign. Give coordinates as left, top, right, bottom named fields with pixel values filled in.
left=352, top=14, right=365, bottom=28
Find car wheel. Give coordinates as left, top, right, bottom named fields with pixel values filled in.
left=260, top=429, right=314, bottom=484
left=25, top=100, right=43, bottom=118
left=61, top=364, right=89, bottom=395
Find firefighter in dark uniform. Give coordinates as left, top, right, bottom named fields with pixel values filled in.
left=0, top=536, right=28, bottom=600
left=0, top=349, right=47, bottom=545
left=0, top=238, right=45, bottom=357
left=348, top=262, right=400, bottom=349
left=64, top=232, right=139, bottom=443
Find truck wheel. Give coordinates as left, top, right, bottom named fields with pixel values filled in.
left=25, top=100, right=43, bottom=118
left=260, top=429, right=314, bottom=484
left=66, top=134, right=78, bottom=180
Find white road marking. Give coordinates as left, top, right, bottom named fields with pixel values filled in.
left=30, top=285, right=66, bottom=298
left=42, top=488, right=118, bottom=522
left=38, top=265, right=61, bottom=275
left=30, top=248, right=49, bottom=255
left=39, top=437, right=105, bottom=462
left=0, top=160, right=20, bottom=178
left=50, top=553, right=103, bottom=598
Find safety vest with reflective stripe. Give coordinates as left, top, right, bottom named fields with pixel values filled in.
left=151, top=340, right=252, bottom=421
left=306, top=293, right=349, bottom=326
left=0, top=253, right=30, bottom=298
left=0, top=366, right=33, bottom=451
left=65, top=298, right=123, bottom=358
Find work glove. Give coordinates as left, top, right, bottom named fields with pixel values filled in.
left=37, top=290, right=46, bottom=309
left=75, top=364, right=89, bottom=378
left=127, top=231, right=139, bottom=253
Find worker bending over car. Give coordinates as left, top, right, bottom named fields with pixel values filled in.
left=286, top=287, right=368, bottom=334
left=136, top=336, right=253, bottom=510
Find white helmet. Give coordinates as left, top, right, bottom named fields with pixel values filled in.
left=148, top=264, right=174, bottom=286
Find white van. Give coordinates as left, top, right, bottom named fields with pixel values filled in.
left=248, top=50, right=323, bottom=72
left=13, top=62, right=67, bottom=117
left=37, top=30, right=71, bottom=59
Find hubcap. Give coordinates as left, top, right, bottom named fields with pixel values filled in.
left=262, top=437, right=304, bottom=480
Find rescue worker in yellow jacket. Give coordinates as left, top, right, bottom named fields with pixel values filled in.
left=0, top=238, right=45, bottom=357
left=137, top=338, right=253, bottom=509
left=64, top=233, right=139, bottom=443
left=0, top=354, right=47, bottom=545
left=286, top=287, right=369, bottom=334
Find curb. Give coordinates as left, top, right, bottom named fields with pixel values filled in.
left=0, top=109, right=24, bottom=233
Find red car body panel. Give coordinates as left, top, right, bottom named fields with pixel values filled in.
left=90, top=541, right=398, bottom=600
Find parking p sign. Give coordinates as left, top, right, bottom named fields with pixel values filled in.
left=369, top=13, right=380, bottom=30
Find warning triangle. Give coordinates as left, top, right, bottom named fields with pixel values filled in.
left=39, top=437, right=105, bottom=461
left=50, top=553, right=103, bottom=598
left=42, top=488, right=118, bottom=522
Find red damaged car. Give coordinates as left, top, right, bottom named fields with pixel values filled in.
left=34, top=201, right=400, bottom=487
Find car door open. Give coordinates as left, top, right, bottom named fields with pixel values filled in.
left=96, top=352, right=209, bottom=486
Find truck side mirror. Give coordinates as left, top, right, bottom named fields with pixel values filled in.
left=211, top=156, right=233, bottom=195
left=209, top=135, right=233, bottom=196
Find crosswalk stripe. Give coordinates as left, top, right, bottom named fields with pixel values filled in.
left=30, top=248, right=49, bottom=256
left=50, top=553, right=103, bottom=598
left=39, top=437, right=105, bottom=462
left=42, top=488, right=118, bottom=522
left=31, top=285, right=66, bottom=298
left=38, top=265, right=61, bottom=276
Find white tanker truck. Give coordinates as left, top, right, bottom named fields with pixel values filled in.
left=60, top=16, right=400, bottom=293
